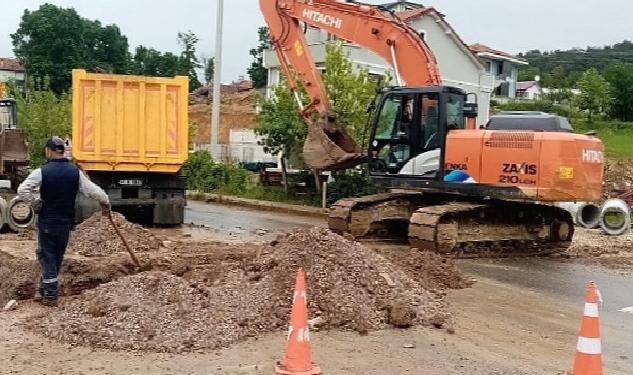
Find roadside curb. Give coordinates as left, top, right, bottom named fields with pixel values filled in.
left=186, top=192, right=329, bottom=218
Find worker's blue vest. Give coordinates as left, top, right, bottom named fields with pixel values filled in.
left=39, top=159, right=79, bottom=224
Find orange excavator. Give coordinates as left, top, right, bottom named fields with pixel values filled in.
left=260, top=0, right=604, bottom=255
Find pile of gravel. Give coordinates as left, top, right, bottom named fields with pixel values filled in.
left=68, top=213, right=161, bottom=257
left=32, top=228, right=468, bottom=352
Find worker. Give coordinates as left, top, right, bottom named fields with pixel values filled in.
left=17, top=136, right=110, bottom=306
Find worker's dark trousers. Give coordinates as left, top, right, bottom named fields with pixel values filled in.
left=36, top=221, right=73, bottom=301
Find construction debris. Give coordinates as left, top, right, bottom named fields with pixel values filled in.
left=3, top=299, right=18, bottom=311
left=30, top=228, right=469, bottom=353
left=68, top=212, right=161, bottom=257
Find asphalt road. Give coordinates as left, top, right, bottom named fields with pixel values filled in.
left=458, top=258, right=633, bottom=372
left=176, top=200, right=324, bottom=242
left=182, top=200, right=633, bottom=372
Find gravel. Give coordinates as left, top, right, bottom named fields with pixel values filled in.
left=31, top=228, right=469, bottom=353
left=564, top=227, right=633, bottom=271
left=68, top=213, right=161, bottom=257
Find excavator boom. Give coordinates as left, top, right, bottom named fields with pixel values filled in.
left=260, top=0, right=441, bottom=169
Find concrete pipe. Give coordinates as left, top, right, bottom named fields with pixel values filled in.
left=554, top=202, right=601, bottom=229
left=600, top=198, right=631, bottom=236
left=6, top=196, right=36, bottom=232
left=0, top=196, right=7, bottom=231
left=577, top=203, right=601, bottom=229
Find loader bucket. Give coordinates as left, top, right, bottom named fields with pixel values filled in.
left=303, top=114, right=366, bottom=170
left=1, top=130, right=29, bottom=161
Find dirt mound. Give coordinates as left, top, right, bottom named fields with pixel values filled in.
left=0, top=252, right=39, bottom=303
left=374, top=246, right=473, bottom=290
left=68, top=213, right=161, bottom=257
left=33, top=272, right=216, bottom=353
left=253, top=229, right=452, bottom=331
left=565, top=228, right=633, bottom=271
left=32, top=228, right=464, bottom=352
left=603, top=158, right=633, bottom=199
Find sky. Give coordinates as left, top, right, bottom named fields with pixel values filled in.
left=1, top=0, right=632, bottom=82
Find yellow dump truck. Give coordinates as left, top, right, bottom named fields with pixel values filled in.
left=72, top=69, right=189, bottom=224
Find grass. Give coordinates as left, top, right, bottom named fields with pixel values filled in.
left=572, top=118, right=633, bottom=159
left=216, top=185, right=321, bottom=207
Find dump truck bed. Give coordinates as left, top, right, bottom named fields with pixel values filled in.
left=71, top=69, right=189, bottom=173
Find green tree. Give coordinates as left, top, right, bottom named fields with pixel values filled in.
left=255, top=83, right=306, bottom=191
left=131, top=46, right=181, bottom=77
left=575, top=68, right=612, bottom=121
left=11, top=79, right=71, bottom=167
left=203, top=57, right=215, bottom=84
left=322, top=42, right=379, bottom=145
left=11, top=4, right=129, bottom=94
left=518, top=66, right=541, bottom=82
left=605, top=64, right=633, bottom=121
left=177, top=31, right=202, bottom=91
left=247, top=27, right=270, bottom=88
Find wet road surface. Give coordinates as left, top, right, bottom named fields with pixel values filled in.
left=175, top=200, right=324, bottom=242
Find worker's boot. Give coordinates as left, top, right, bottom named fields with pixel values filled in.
left=39, top=278, right=59, bottom=307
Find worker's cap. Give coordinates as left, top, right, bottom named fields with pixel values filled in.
left=45, top=136, right=66, bottom=152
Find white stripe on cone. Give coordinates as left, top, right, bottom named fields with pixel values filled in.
left=576, top=336, right=602, bottom=355
left=584, top=303, right=599, bottom=318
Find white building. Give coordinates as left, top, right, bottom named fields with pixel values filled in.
left=263, top=4, right=499, bottom=126
left=470, top=44, right=528, bottom=100
left=516, top=81, right=541, bottom=100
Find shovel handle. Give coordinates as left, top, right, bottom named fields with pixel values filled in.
left=107, top=212, right=142, bottom=269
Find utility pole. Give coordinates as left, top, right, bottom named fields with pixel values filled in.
left=211, top=0, right=224, bottom=152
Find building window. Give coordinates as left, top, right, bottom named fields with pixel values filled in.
left=485, top=62, right=492, bottom=73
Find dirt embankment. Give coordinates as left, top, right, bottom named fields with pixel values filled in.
left=603, top=158, right=633, bottom=199
left=68, top=212, right=161, bottom=257
left=19, top=227, right=471, bottom=353
left=564, top=227, right=633, bottom=271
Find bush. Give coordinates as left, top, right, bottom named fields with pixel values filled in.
left=497, top=100, right=575, bottom=118
left=326, top=169, right=380, bottom=205
left=12, top=82, right=71, bottom=168
left=184, top=150, right=250, bottom=194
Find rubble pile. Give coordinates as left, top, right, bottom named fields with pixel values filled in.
left=374, top=247, right=473, bottom=290
left=68, top=213, right=161, bottom=257
left=250, top=228, right=453, bottom=331
left=33, top=272, right=219, bottom=352
left=32, top=228, right=468, bottom=352
left=603, top=159, right=633, bottom=199
left=565, top=228, right=633, bottom=270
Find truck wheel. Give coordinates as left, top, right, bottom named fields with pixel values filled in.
left=0, top=197, right=7, bottom=232
left=7, top=196, right=35, bottom=232
left=11, top=166, right=31, bottom=191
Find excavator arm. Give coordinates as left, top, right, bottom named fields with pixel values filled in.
left=260, top=0, right=442, bottom=169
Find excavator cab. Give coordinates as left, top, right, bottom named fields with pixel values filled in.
left=368, top=86, right=475, bottom=179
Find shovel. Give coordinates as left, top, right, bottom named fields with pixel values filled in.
left=107, top=211, right=142, bottom=270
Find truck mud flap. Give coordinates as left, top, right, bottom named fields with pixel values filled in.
left=153, top=197, right=186, bottom=225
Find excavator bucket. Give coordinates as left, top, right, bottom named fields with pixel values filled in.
left=303, top=114, right=366, bottom=170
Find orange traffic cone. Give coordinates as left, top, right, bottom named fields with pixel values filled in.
left=571, top=281, right=603, bottom=375
left=275, top=268, right=322, bottom=375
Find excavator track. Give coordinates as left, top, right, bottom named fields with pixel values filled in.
left=329, top=193, right=574, bottom=258
left=408, top=202, right=573, bottom=257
